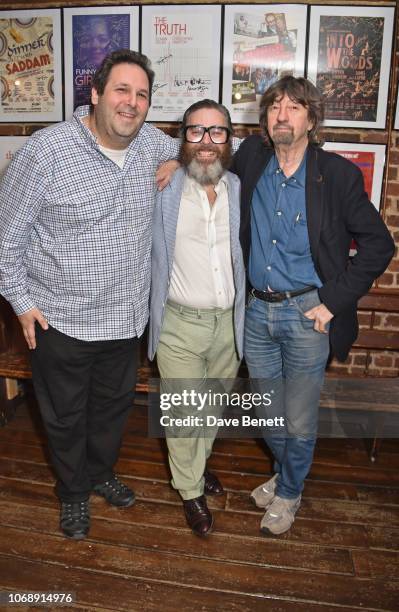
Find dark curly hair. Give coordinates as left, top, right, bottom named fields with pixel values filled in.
left=92, top=49, right=155, bottom=105
left=180, top=99, right=233, bottom=135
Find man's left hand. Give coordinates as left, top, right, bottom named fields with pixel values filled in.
left=304, top=303, right=333, bottom=334
left=156, top=160, right=181, bottom=191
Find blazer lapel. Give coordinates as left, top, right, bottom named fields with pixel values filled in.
left=240, top=145, right=273, bottom=262
left=249, top=146, right=273, bottom=199
left=161, top=168, right=185, bottom=276
left=305, top=146, right=324, bottom=271
left=226, top=172, right=239, bottom=246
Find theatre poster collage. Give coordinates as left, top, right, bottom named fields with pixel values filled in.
left=0, top=4, right=396, bottom=213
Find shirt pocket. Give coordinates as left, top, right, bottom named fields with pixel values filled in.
left=287, top=217, right=310, bottom=256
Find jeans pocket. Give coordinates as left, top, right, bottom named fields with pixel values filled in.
left=245, top=292, right=255, bottom=310
left=291, top=290, right=321, bottom=320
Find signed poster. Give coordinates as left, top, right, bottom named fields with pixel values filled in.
left=64, top=7, right=139, bottom=119
left=308, top=6, right=394, bottom=128
left=142, top=5, right=221, bottom=122
left=0, top=9, right=62, bottom=122
left=222, top=4, right=307, bottom=124
left=0, top=136, right=28, bottom=179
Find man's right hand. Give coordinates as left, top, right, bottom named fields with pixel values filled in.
left=156, top=159, right=180, bottom=191
left=18, top=307, right=48, bottom=350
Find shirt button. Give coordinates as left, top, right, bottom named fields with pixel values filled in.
left=214, top=268, right=218, bottom=272
left=277, top=211, right=282, bottom=216
left=272, top=239, right=277, bottom=244
left=281, top=183, right=286, bottom=188
left=266, top=266, right=271, bottom=271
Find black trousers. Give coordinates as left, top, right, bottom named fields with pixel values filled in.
left=30, top=325, right=139, bottom=502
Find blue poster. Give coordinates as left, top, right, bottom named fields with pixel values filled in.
left=72, top=14, right=130, bottom=109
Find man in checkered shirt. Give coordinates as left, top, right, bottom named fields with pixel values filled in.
left=0, top=50, right=179, bottom=540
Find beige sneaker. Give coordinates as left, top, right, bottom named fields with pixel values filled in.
left=260, top=494, right=301, bottom=535
left=250, top=474, right=279, bottom=509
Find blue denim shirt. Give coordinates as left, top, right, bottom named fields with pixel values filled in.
left=249, top=151, right=322, bottom=292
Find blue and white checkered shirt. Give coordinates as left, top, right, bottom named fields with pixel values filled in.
left=0, top=106, right=180, bottom=340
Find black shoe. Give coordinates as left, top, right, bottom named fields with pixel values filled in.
left=60, top=500, right=90, bottom=540
left=183, top=495, right=213, bottom=537
left=204, top=469, right=224, bottom=496
left=92, top=476, right=135, bottom=507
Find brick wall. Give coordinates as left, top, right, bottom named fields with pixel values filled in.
left=1, top=0, right=398, bottom=377
left=328, top=11, right=399, bottom=378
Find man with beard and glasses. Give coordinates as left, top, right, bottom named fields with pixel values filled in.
left=148, top=100, right=245, bottom=537
left=232, top=76, right=394, bottom=535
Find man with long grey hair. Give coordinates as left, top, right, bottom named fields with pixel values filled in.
left=232, top=75, right=394, bottom=535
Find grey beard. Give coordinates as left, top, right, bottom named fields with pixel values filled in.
left=272, top=130, right=294, bottom=145
left=186, top=158, right=224, bottom=185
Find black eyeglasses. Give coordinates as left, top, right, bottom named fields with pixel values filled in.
left=184, top=125, right=231, bottom=144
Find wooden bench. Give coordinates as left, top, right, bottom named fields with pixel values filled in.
left=319, top=376, right=399, bottom=461
left=0, top=296, right=151, bottom=424
left=0, top=292, right=398, bottom=461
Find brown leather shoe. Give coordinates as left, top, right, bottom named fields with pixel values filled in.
left=183, top=495, right=213, bottom=537
left=204, top=469, right=224, bottom=496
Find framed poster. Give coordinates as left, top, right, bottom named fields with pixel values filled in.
left=322, top=142, right=385, bottom=211
left=308, top=6, right=394, bottom=128
left=222, top=4, right=307, bottom=124
left=64, top=6, right=139, bottom=119
left=0, top=136, right=28, bottom=179
left=142, top=5, right=222, bottom=122
left=323, top=141, right=385, bottom=256
left=0, top=9, right=62, bottom=122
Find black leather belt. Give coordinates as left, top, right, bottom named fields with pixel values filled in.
left=250, top=285, right=316, bottom=303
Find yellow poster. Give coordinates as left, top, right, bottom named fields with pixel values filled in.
left=0, top=16, right=55, bottom=115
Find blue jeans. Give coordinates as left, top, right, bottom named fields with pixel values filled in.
left=244, top=290, right=330, bottom=498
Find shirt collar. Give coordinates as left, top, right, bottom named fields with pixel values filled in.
left=291, top=152, right=307, bottom=187
left=73, top=105, right=97, bottom=145
left=266, top=149, right=307, bottom=187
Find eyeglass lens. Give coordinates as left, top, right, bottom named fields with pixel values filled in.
left=185, top=126, right=229, bottom=144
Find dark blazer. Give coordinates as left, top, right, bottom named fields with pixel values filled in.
left=231, top=135, right=395, bottom=361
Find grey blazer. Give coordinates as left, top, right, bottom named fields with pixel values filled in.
left=148, top=167, right=245, bottom=361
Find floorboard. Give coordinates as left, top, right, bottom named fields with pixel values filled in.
left=0, top=398, right=398, bottom=611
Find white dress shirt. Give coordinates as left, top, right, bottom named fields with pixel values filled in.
left=168, top=174, right=235, bottom=309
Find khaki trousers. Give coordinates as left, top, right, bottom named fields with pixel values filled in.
left=156, top=301, right=241, bottom=500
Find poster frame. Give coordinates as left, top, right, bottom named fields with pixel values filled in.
left=307, top=5, right=395, bottom=129
left=63, top=6, right=139, bottom=120
left=222, top=4, right=308, bottom=124
left=394, top=89, right=399, bottom=130
left=0, top=135, right=29, bottom=178
left=142, top=4, right=222, bottom=122
left=0, top=8, right=63, bottom=122
left=323, top=141, right=386, bottom=210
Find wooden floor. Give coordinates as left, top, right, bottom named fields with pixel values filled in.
left=0, top=393, right=399, bottom=612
